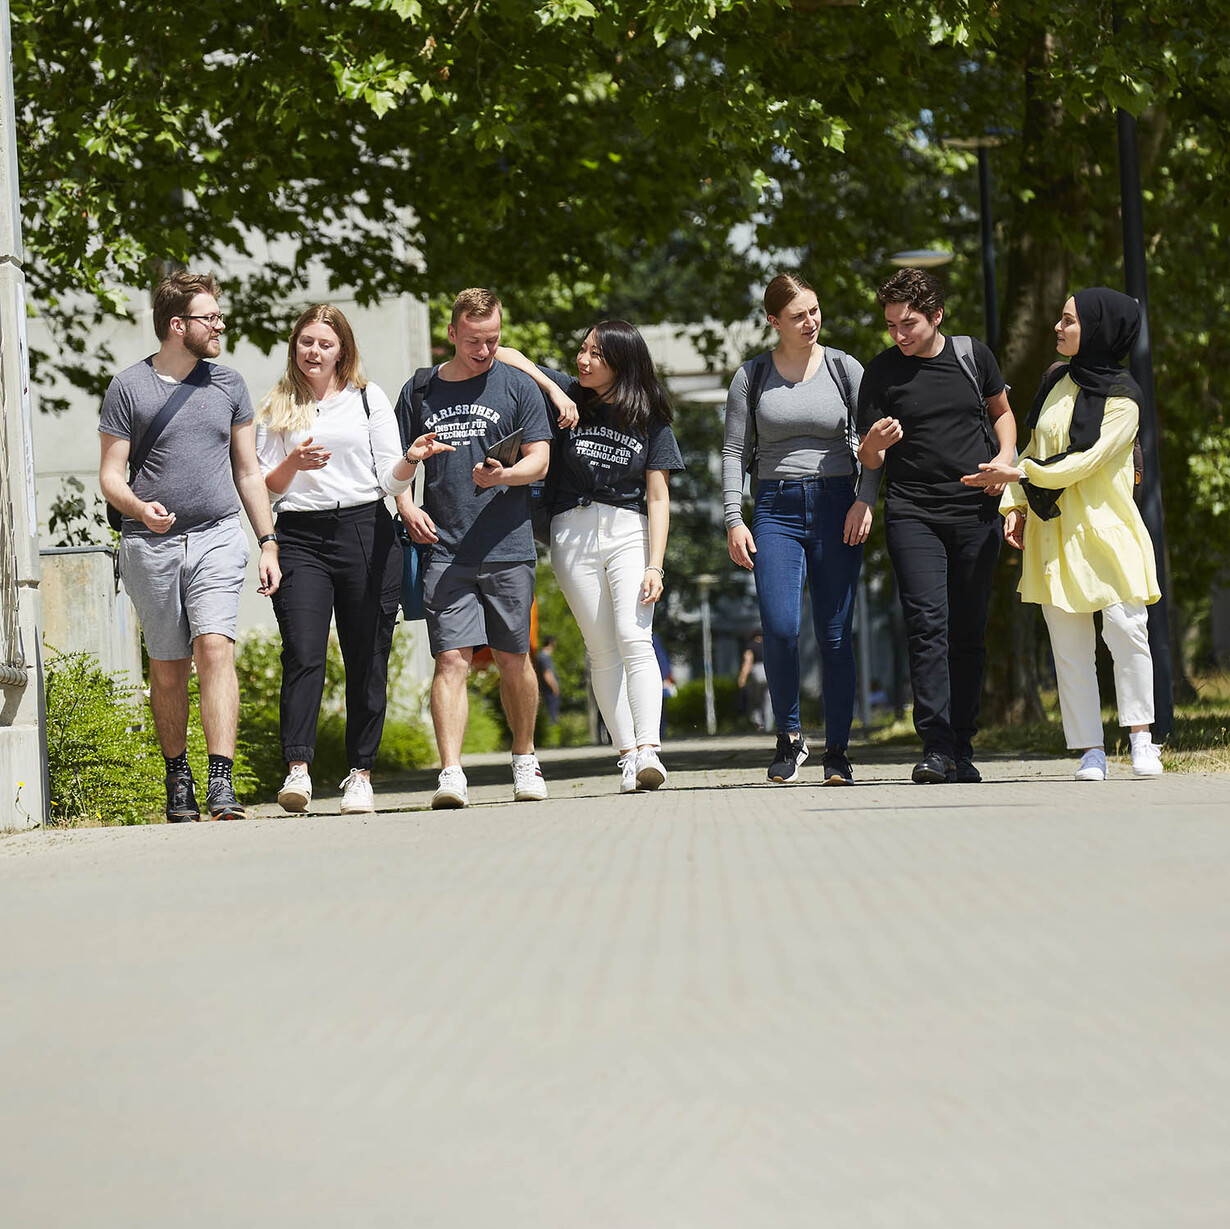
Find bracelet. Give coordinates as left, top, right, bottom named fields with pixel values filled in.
left=258, top=533, right=278, bottom=546
left=645, top=565, right=664, bottom=577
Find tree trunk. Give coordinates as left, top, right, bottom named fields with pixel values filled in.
left=982, top=30, right=1081, bottom=724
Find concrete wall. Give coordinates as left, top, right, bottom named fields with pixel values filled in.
left=39, top=548, right=143, bottom=690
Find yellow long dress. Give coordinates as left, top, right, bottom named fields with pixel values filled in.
left=1000, top=374, right=1160, bottom=614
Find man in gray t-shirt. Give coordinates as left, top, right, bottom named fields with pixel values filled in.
left=395, top=288, right=552, bottom=810
left=99, top=270, right=280, bottom=822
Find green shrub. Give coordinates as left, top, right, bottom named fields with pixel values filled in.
left=536, top=708, right=591, bottom=748
left=462, top=666, right=510, bottom=754
left=43, top=648, right=257, bottom=825
left=44, top=650, right=161, bottom=824
left=664, top=676, right=742, bottom=734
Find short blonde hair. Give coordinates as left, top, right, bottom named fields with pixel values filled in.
left=258, top=304, right=366, bottom=434
left=450, top=287, right=502, bottom=327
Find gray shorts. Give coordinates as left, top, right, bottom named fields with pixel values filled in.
left=423, top=557, right=535, bottom=656
left=120, top=516, right=250, bottom=660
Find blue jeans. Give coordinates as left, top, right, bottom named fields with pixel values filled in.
left=752, top=477, right=864, bottom=748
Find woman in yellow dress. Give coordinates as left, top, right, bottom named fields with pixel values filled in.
left=961, top=287, right=1162, bottom=780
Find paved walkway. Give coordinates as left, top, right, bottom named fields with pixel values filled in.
left=3, top=738, right=1229, bottom=1227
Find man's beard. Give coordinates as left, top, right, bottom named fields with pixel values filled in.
left=184, top=333, right=220, bottom=360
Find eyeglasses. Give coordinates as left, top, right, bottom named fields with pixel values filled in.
left=179, top=313, right=225, bottom=327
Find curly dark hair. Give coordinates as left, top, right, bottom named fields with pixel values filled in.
left=877, top=268, right=945, bottom=319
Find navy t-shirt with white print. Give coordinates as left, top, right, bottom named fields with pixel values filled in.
left=394, top=361, right=552, bottom=564
left=538, top=367, right=685, bottom=516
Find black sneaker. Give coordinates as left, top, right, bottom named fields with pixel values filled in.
left=165, top=771, right=200, bottom=823
left=205, top=777, right=246, bottom=821
left=768, top=734, right=809, bottom=783
left=911, top=751, right=955, bottom=784
left=821, top=749, right=854, bottom=785
left=949, top=755, right=982, bottom=784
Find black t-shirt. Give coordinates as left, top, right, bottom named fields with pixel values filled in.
left=856, top=336, right=1005, bottom=523
left=539, top=368, right=685, bottom=516
left=394, top=361, right=552, bottom=563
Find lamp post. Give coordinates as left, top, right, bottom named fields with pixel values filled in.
left=942, top=133, right=1006, bottom=355
left=696, top=574, right=717, bottom=736
left=1116, top=104, right=1174, bottom=740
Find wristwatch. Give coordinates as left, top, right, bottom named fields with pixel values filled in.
left=258, top=533, right=279, bottom=546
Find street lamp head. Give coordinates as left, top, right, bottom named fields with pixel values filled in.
left=889, top=249, right=954, bottom=269
left=942, top=133, right=1008, bottom=150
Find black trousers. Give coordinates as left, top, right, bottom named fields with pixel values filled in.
left=272, top=501, right=402, bottom=769
left=885, top=513, right=1001, bottom=760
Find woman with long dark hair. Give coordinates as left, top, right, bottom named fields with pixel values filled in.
left=963, top=287, right=1163, bottom=779
left=722, top=273, right=880, bottom=786
left=256, top=304, right=451, bottom=814
left=498, top=321, right=684, bottom=793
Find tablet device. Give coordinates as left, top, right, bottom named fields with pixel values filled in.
left=475, top=428, right=522, bottom=495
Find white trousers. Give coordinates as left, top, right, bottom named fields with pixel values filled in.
left=1041, top=601, right=1154, bottom=749
left=550, top=503, right=662, bottom=750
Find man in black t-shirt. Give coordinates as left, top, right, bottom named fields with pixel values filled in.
left=395, top=288, right=552, bottom=809
left=856, top=268, right=1018, bottom=784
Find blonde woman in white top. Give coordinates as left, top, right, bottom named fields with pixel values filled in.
left=256, top=304, right=452, bottom=813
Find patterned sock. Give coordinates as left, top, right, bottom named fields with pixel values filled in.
left=164, top=750, right=190, bottom=776
left=207, top=754, right=234, bottom=785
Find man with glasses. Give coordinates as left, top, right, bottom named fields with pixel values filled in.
left=99, top=269, right=281, bottom=821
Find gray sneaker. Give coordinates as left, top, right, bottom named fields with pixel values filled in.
left=205, top=777, right=245, bottom=821
left=165, top=771, right=200, bottom=823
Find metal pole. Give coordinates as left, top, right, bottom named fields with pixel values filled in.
left=977, top=145, right=999, bottom=354
left=856, top=576, right=872, bottom=733
left=1116, top=104, right=1174, bottom=740
left=698, top=577, right=716, bottom=735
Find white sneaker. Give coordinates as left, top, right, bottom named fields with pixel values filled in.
left=512, top=754, right=548, bottom=801
left=618, top=753, right=638, bottom=794
left=278, top=764, right=313, bottom=812
left=1130, top=731, right=1164, bottom=777
left=634, top=746, right=667, bottom=791
left=432, top=766, right=469, bottom=809
left=339, top=769, right=375, bottom=814
left=1074, top=748, right=1107, bottom=782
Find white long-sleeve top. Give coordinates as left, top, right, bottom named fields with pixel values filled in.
left=255, top=381, right=412, bottom=512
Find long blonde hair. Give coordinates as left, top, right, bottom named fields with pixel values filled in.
left=258, top=304, right=367, bottom=433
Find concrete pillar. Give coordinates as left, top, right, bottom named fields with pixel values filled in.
left=0, top=0, right=46, bottom=828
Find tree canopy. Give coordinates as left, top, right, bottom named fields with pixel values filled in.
left=13, top=0, right=1230, bottom=667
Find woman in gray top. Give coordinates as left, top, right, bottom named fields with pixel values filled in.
left=722, top=273, right=881, bottom=785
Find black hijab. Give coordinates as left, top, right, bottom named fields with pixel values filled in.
left=1021, top=287, right=1144, bottom=519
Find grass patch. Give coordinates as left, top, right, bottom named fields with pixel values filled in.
left=865, top=673, right=1230, bottom=773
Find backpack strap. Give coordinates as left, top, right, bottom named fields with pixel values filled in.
left=128, top=361, right=207, bottom=479
left=743, top=352, right=773, bottom=474
left=950, top=335, right=987, bottom=410
left=823, top=346, right=860, bottom=468
left=396, top=365, right=434, bottom=449
left=107, top=361, right=208, bottom=531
